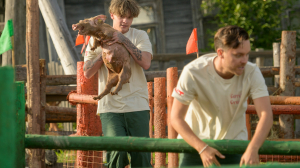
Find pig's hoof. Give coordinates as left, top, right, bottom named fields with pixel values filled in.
left=110, top=92, right=118, bottom=95
left=93, top=96, right=100, bottom=100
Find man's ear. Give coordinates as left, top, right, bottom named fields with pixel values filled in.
left=216, top=48, right=224, bottom=58
left=110, top=13, right=114, bottom=20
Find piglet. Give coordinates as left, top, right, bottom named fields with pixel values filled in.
left=72, top=15, right=131, bottom=100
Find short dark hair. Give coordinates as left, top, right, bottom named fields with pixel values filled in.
left=109, top=0, right=140, bottom=18
left=214, top=25, right=249, bottom=51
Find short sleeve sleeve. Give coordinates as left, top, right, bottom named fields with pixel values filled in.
left=135, top=30, right=153, bottom=59
left=84, top=37, right=102, bottom=62
left=172, top=67, right=196, bottom=105
left=249, top=66, right=269, bottom=99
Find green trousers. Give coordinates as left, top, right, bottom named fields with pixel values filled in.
left=179, top=153, right=242, bottom=167
left=100, top=110, right=151, bottom=168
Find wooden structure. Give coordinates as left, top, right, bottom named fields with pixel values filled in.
left=26, top=0, right=45, bottom=167
left=1, top=0, right=26, bottom=66
left=279, top=31, right=297, bottom=139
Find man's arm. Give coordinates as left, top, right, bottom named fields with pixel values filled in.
left=106, top=31, right=152, bottom=70
left=240, top=96, right=273, bottom=166
left=171, top=99, right=225, bottom=167
left=83, top=53, right=104, bottom=79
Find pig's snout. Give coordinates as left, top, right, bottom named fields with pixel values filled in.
left=72, top=24, right=84, bottom=31
left=72, top=24, right=78, bottom=30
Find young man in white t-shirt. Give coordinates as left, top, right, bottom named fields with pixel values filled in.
left=83, top=0, right=153, bottom=167
left=171, top=26, right=273, bottom=167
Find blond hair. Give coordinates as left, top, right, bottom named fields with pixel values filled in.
left=109, top=0, right=140, bottom=18
left=214, top=25, right=249, bottom=51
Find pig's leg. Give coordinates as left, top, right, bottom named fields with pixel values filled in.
left=93, top=70, right=119, bottom=100
left=111, top=64, right=131, bottom=95
left=91, top=39, right=101, bottom=51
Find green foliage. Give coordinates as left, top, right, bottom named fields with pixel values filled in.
left=201, top=0, right=298, bottom=50
left=55, top=150, right=76, bottom=163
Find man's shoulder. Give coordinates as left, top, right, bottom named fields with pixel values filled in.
left=128, top=27, right=148, bottom=37
left=185, top=53, right=217, bottom=71
left=244, top=61, right=259, bottom=76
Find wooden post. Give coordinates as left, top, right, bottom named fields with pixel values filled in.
left=273, top=43, right=280, bottom=88
left=154, top=77, right=166, bottom=168
left=147, top=82, right=154, bottom=165
left=38, top=0, right=80, bottom=75
left=26, top=0, right=44, bottom=167
left=39, top=11, right=49, bottom=68
left=40, top=59, right=46, bottom=137
left=2, top=0, right=26, bottom=66
left=279, top=31, right=297, bottom=139
left=167, top=67, right=179, bottom=168
left=255, top=48, right=265, bottom=67
left=246, top=99, right=252, bottom=140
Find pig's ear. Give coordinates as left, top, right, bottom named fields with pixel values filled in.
left=96, top=15, right=107, bottom=22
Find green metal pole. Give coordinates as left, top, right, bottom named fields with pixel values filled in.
left=15, top=81, right=26, bottom=168
left=206, top=162, right=300, bottom=168
left=0, top=67, right=17, bottom=168
left=25, top=135, right=300, bottom=155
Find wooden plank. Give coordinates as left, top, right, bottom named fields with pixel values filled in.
left=46, top=75, right=77, bottom=85
left=2, top=0, right=26, bottom=66
left=39, top=11, right=49, bottom=67
left=26, top=0, right=44, bottom=167
left=46, top=95, right=68, bottom=102
left=24, top=85, right=76, bottom=95
left=39, top=0, right=80, bottom=74
left=39, top=59, right=46, bottom=137
left=151, top=50, right=300, bottom=62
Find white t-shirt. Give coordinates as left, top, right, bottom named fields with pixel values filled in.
left=84, top=27, right=153, bottom=113
left=172, top=53, right=269, bottom=140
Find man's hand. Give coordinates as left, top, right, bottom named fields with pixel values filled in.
left=104, top=31, right=125, bottom=45
left=240, top=148, right=259, bottom=166
left=200, top=146, right=225, bottom=167
left=103, top=31, right=152, bottom=70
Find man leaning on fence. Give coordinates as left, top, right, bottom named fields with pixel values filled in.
left=83, top=0, right=153, bottom=167
left=171, top=25, right=273, bottom=167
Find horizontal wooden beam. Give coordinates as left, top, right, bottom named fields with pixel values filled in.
left=25, top=106, right=76, bottom=123
left=25, top=85, right=76, bottom=95
left=46, top=95, right=67, bottom=102
left=15, top=65, right=300, bottom=84
left=46, top=75, right=77, bottom=85
left=151, top=49, right=300, bottom=62
left=247, top=105, right=300, bottom=115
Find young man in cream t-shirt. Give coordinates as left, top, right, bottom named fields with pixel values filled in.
left=83, top=0, right=153, bottom=167
left=171, top=26, right=273, bottom=167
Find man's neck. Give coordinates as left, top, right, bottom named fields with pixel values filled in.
left=213, top=56, right=234, bottom=79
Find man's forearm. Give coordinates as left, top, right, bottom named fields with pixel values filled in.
left=117, top=33, right=151, bottom=69
left=247, top=112, right=273, bottom=151
left=172, top=117, right=207, bottom=153
left=83, top=54, right=103, bottom=79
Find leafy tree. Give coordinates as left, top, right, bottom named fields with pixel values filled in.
left=201, top=0, right=298, bottom=50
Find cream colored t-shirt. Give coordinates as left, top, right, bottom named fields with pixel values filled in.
left=84, top=27, right=153, bottom=113
left=172, top=53, right=269, bottom=140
